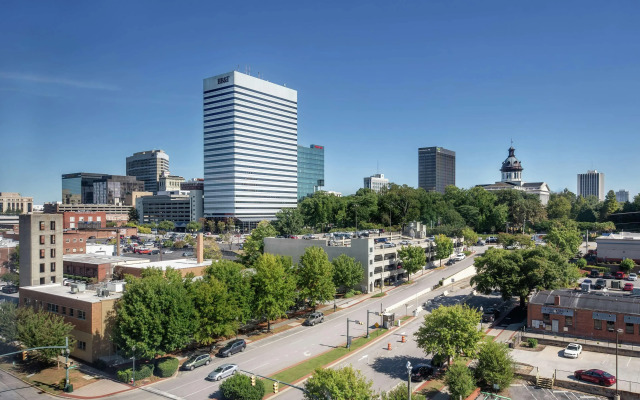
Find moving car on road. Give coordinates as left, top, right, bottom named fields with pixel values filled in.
left=206, top=364, right=237, bottom=381
left=453, top=253, right=466, bottom=261
left=217, top=339, right=246, bottom=357
left=563, top=343, right=582, bottom=358
left=304, top=312, right=324, bottom=326
left=574, top=369, right=616, bottom=386
left=182, top=354, right=211, bottom=371
left=410, top=363, right=435, bottom=382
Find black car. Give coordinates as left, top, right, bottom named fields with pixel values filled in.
left=445, top=258, right=456, bottom=266
left=603, top=272, right=614, bottom=280
left=410, top=364, right=434, bottom=382
left=217, top=339, right=246, bottom=357
left=1, top=285, right=18, bottom=294
left=594, top=279, right=606, bottom=290
left=482, top=307, right=500, bottom=322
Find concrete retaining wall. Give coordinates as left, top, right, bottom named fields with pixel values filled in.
left=522, top=334, right=640, bottom=358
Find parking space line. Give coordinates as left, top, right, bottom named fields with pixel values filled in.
left=521, top=383, right=539, bottom=400
left=546, top=388, right=560, bottom=400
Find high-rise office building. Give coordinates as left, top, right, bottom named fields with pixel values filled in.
left=577, top=170, right=605, bottom=201
left=19, top=214, right=63, bottom=287
left=616, top=190, right=630, bottom=203
left=203, top=71, right=298, bottom=226
left=418, top=147, right=456, bottom=194
left=364, top=174, right=389, bottom=193
left=297, top=144, right=324, bottom=199
left=126, top=150, right=170, bottom=193
left=62, top=173, right=107, bottom=204
left=62, top=173, right=143, bottom=205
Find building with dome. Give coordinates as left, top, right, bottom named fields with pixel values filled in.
left=477, top=145, right=550, bottom=205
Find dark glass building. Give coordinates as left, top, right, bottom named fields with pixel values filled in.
left=297, top=144, right=324, bottom=200
left=418, top=147, right=456, bottom=194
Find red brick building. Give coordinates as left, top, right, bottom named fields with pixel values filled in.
left=63, top=254, right=144, bottom=282
left=62, top=212, right=107, bottom=230
left=63, top=231, right=89, bottom=255
left=528, top=289, right=640, bottom=344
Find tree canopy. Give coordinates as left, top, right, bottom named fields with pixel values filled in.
left=434, top=234, right=453, bottom=266
left=445, top=362, right=476, bottom=400
left=252, top=253, right=297, bottom=331
left=397, top=244, right=426, bottom=279
left=240, top=220, right=277, bottom=266
left=475, top=340, right=515, bottom=391
left=298, top=247, right=336, bottom=310
left=17, top=307, right=76, bottom=365
left=273, top=207, right=305, bottom=236
left=304, top=366, right=378, bottom=400
left=332, top=254, right=364, bottom=293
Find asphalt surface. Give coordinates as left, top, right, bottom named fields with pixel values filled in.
left=0, top=369, right=51, bottom=400
left=104, top=247, right=487, bottom=400
left=505, top=384, right=606, bottom=400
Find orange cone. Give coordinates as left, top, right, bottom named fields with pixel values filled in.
left=401, top=335, right=406, bottom=343
left=388, top=342, right=392, bottom=350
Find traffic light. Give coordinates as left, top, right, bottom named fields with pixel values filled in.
left=251, top=375, right=256, bottom=386
left=273, top=382, right=279, bottom=393
left=21, top=351, right=26, bottom=361
left=357, top=321, right=363, bottom=325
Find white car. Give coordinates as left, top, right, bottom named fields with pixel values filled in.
left=563, top=343, right=582, bottom=358
left=628, top=273, right=638, bottom=281
left=453, top=253, right=466, bottom=261
left=302, top=234, right=315, bottom=240
left=399, top=240, right=411, bottom=246
left=162, top=250, right=173, bottom=254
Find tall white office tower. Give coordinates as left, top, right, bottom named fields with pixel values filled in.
left=203, top=71, right=298, bottom=229
left=577, top=170, right=605, bottom=201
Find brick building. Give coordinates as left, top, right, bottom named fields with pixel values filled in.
left=63, top=232, right=89, bottom=255
left=528, top=289, right=640, bottom=344
left=62, top=212, right=107, bottom=230
left=20, top=283, right=123, bottom=363
left=63, top=254, right=147, bottom=282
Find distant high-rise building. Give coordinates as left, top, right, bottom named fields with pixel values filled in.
left=126, top=150, right=170, bottom=193
left=62, top=173, right=143, bottom=205
left=62, top=173, right=107, bottom=204
left=577, top=170, right=605, bottom=201
left=418, top=147, right=456, bottom=194
left=158, top=172, right=185, bottom=192
left=616, top=189, right=630, bottom=203
left=364, top=174, right=389, bottom=193
left=203, top=71, right=298, bottom=227
left=19, top=214, right=63, bottom=287
left=0, top=192, right=33, bottom=214
left=297, top=144, right=324, bottom=199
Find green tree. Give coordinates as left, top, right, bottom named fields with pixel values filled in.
left=414, top=304, right=482, bottom=364
left=475, top=340, right=515, bottom=391
left=216, top=220, right=226, bottom=234
left=461, top=227, right=479, bottom=248
left=380, top=384, right=426, bottom=400
left=240, top=221, right=277, bottom=266
left=189, top=275, right=236, bottom=346
left=298, top=247, right=335, bottom=310
left=332, top=254, right=364, bottom=293
left=472, top=246, right=580, bottom=307
left=162, top=240, right=174, bottom=248
left=137, top=226, right=151, bottom=234
left=206, top=260, right=254, bottom=324
left=544, top=220, right=583, bottom=258
left=445, top=362, right=476, bottom=400
left=220, top=373, right=265, bottom=400
left=0, top=272, right=19, bottom=286
left=304, top=366, right=378, bottom=400
left=0, top=301, right=18, bottom=343
left=186, top=221, right=201, bottom=233
left=17, top=307, right=76, bottom=365
left=397, top=245, right=426, bottom=280
left=273, top=207, right=305, bottom=236
left=547, top=195, right=572, bottom=220
left=128, top=207, right=140, bottom=223
left=157, top=220, right=175, bottom=233
left=202, top=238, right=222, bottom=260
left=114, top=269, right=196, bottom=358
left=621, top=258, right=635, bottom=273
left=434, top=234, right=453, bottom=266
left=600, top=190, right=620, bottom=221
left=252, top=254, right=297, bottom=331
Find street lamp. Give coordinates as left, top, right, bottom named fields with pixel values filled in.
left=346, top=319, right=362, bottom=349
left=366, top=310, right=379, bottom=338
left=479, top=306, right=484, bottom=332
left=406, top=360, right=412, bottom=400
left=131, top=345, right=136, bottom=386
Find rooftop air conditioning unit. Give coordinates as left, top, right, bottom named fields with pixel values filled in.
left=70, top=284, right=79, bottom=294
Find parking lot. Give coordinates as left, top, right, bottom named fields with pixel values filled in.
left=503, top=384, right=607, bottom=400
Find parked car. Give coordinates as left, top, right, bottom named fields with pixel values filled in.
left=445, top=258, right=456, bottom=266
left=615, top=271, right=626, bottom=279
left=477, top=239, right=486, bottom=246
left=304, top=311, right=325, bottom=326
left=594, top=279, right=606, bottom=290
left=302, top=234, right=315, bottom=240
left=182, top=354, right=211, bottom=371
left=382, top=243, right=397, bottom=248
left=590, top=269, right=600, bottom=278
left=399, top=240, right=411, bottom=246
left=206, top=364, right=238, bottom=381
left=563, top=343, right=582, bottom=358
left=482, top=307, right=500, bottom=323
left=88, top=236, right=96, bottom=239
left=486, top=236, right=498, bottom=243
left=410, top=363, right=435, bottom=382
left=151, top=250, right=160, bottom=255
left=582, top=279, right=593, bottom=286
left=1, top=285, right=18, bottom=294
left=374, top=238, right=388, bottom=244
left=162, top=250, right=173, bottom=254
left=217, top=339, right=246, bottom=357
left=182, top=252, right=194, bottom=257
left=574, top=369, right=616, bottom=386
left=629, top=273, right=638, bottom=281
left=453, top=253, right=466, bottom=261
left=623, top=283, right=634, bottom=291
left=603, top=272, right=614, bottom=280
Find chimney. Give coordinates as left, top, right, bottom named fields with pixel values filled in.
left=197, top=233, right=204, bottom=263
left=554, top=295, right=561, bottom=306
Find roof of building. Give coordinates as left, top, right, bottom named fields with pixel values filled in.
left=597, top=233, right=640, bottom=241
left=115, top=258, right=213, bottom=270
left=0, top=238, right=18, bottom=248
left=20, top=283, right=123, bottom=303
left=501, top=146, right=523, bottom=172
left=63, top=254, right=149, bottom=265
left=530, top=289, right=640, bottom=315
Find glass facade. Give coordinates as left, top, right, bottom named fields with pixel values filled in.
left=418, top=147, right=455, bottom=194
left=297, top=145, right=324, bottom=199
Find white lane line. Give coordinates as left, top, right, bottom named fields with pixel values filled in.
left=183, top=381, right=219, bottom=398
left=522, top=383, right=539, bottom=400
left=358, top=355, right=368, bottom=362
left=546, top=388, right=560, bottom=400
left=251, top=361, right=271, bottom=371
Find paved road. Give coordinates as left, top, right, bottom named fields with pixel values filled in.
left=116, top=248, right=488, bottom=400
left=0, top=369, right=54, bottom=400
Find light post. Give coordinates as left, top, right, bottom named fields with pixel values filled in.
left=346, top=319, right=362, bottom=349
left=406, top=361, right=412, bottom=400
left=366, top=310, right=378, bottom=338
left=615, top=328, right=623, bottom=400
left=131, top=345, right=136, bottom=386
left=479, top=306, right=484, bottom=332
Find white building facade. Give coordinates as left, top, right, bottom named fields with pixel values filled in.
left=577, top=170, right=605, bottom=201
left=364, top=174, right=389, bottom=193
left=203, top=71, right=298, bottom=226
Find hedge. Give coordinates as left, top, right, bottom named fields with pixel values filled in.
left=116, top=364, right=154, bottom=383
left=220, top=374, right=265, bottom=400
left=155, top=357, right=179, bottom=378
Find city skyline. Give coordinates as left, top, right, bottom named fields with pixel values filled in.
left=3, top=1, right=640, bottom=203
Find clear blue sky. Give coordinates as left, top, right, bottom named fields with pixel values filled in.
left=2, top=1, right=640, bottom=204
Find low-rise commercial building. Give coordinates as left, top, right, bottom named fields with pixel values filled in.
left=528, top=289, right=640, bottom=344
left=62, top=212, right=107, bottom=230
left=63, top=231, right=89, bottom=255
left=63, top=254, right=145, bottom=282
left=596, top=233, right=640, bottom=263
left=44, top=203, right=130, bottom=226
left=363, top=174, right=389, bottom=193
left=136, top=191, right=204, bottom=228
left=0, top=192, right=33, bottom=214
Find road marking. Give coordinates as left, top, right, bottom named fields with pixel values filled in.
left=304, top=351, right=311, bottom=357
left=627, top=357, right=632, bottom=366
left=252, top=361, right=271, bottom=370
left=546, top=388, right=560, bottom=400
left=358, top=355, right=368, bottom=362
left=522, top=383, right=539, bottom=400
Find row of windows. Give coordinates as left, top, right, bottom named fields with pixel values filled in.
left=40, top=249, right=56, bottom=259
left=204, top=84, right=297, bottom=106
left=543, top=313, right=640, bottom=334
left=205, top=119, right=296, bottom=137
left=203, top=93, right=297, bottom=117
left=39, top=221, right=56, bottom=230
left=204, top=131, right=296, bottom=148
left=65, top=247, right=85, bottom=253
left=204, top=150, right=296, bottom=166
left=40, top=235, right=56, bottom=245
left=204, top=113, right=296, bottom=133
left=39, top=262, right=56, bottom=273
left=204, top=138, right=297, bottom=157
left=204, top=101, right=297, bottom=122
left=45, top=302, right=86, bottom=320
left=205, top=106, right=297, bottom=126
left=65, top=237, right=84, bottom=243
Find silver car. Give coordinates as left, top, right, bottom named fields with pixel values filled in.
left=206, top=364, right=238, bottom=381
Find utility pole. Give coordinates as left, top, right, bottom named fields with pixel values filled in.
left=406, top=361, right=412, bottom=400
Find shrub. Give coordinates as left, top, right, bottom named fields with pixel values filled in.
left=344, top=290, right=355, bottom=299
left=220, top=374, right=265, bottom=400
left=576, top=259, right=587, bottom=269
left=621, top=258, right=635, bottom=273
left=475, top=341, right=515, bottom=390
left=353, top=290, right=362, bottom=295
left=116, top=364, right=154, bottom=383
left=445, top=361, right=475, bottom=400
left=155, top=357, right=179, bottom=378
left=527, top=338, right=538, bottom=348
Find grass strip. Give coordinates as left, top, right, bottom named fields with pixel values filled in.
left=269, top=328, right=388, bottom=384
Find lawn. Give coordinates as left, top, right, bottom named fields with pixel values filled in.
left=0, top=359, right=97, bottom=395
